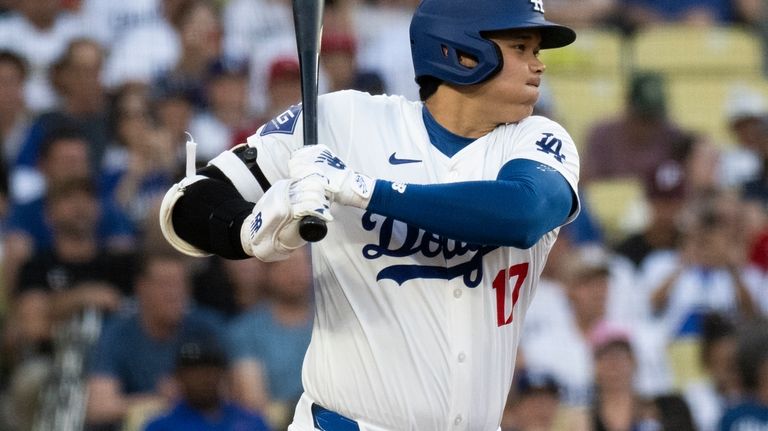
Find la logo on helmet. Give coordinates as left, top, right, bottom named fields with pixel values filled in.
left=529, top=0, right=545, bottom=13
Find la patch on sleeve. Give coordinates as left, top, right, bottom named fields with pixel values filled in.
left=260, top=104, right=302, bottom=136
left=534, top=132, right=566, bottom=163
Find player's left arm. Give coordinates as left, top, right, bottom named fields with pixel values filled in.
left=368, top=159, right=576, bottom=248
left=289, top=149, right=577, bottom=248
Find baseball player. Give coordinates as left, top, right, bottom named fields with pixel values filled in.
left=159, top=0, right=579, bottom=429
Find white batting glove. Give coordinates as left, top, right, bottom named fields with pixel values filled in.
left=289, top=144, right=376, bottom=209
left=240, top=175, right=332, bottom=262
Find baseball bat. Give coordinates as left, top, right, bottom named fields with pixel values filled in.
left=293, top=0, right=328, bottom=242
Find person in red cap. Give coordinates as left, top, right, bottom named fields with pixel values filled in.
left=321, top=32, right=384, bottom=95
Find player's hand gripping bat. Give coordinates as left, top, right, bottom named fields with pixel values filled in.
left=293, top=0, right=327, bottom=242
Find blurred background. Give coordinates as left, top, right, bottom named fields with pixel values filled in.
left=0, top=0, right=766, bottom=430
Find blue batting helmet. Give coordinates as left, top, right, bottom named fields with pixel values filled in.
left=410, top=0, right=576, bottom=86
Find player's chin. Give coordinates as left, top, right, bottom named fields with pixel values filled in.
left=504, top=105, right=535, bottom=123
left=524, top=85, right=540, bottom=103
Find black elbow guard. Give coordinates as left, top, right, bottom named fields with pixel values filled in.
left=172, top=179, right=255, bottom=259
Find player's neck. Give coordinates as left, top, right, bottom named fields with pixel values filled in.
left=424, top=90, right=497, bottom=139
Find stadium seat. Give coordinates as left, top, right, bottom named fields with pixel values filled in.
left=583, top=178, right=648, bottom=244
left=631, top=25, right=763, bottom=77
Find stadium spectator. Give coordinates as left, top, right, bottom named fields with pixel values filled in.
left=717, top=86, right=767, bottom=189
left=501, top=370, right=566, bottom=431
left=101, top=82, right=178, bottom=234
left=188, top=58, right=257, bottom=161
left=265, top=57, right=302, bottom=118
left=150, top=0, right=223, bottom=111
left=614, top=160, right=688, bottom=268
left=100, top=0, right=182, bottom=88
left=589, top=323, right=647, bottom=431
left=85, top=251, right=224, bottom=429
left=142, top=334, right=271, bottom=431
left=644, top=394, right=697, bottom=431
left=233, top=54, right=304, bottom=136
left=227, top=246, right=313, bottom=429
left=719, top=320, right=768, bottom=430
left=3, top=127, right=134, bottom=301
left=320, top=32, right=385, bottom=95
left=149, top=80, right=196, bottom=164
left=685, top=313, right=744, bottom=431
left=0, top=0, right=86, bottom=112
left=0, top=50, right=31, bottom=176
left=740, top=116, right=768, bottom=211
left=13, top=38, right=111, bottom=181
left=582, top=72, right=688, bottom=184
left=192, top=256, right=270, bottom=320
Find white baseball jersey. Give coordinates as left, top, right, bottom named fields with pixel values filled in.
left=246, top=90, right=580, bottom=430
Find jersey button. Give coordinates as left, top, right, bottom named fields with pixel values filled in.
left=458, top=352, right=466, bottom=363
left=453, top=289, right=462, bottom=299
left=454, top=415, right=463, bottom=425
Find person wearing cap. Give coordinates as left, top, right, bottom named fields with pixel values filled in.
left=501, top=369, right=565, bottom=431
left=142, top=335, right=271, bottom=431
left=717, top=87, right=768, bottom=189
left=739, top=116, right=768, bottom=209
left=582, top=71, right=688, bottom=184
left=615, top=159, right=689, bottom=268
left=263, top=56, right=302, bottom=120
left=320, top=32, right=385, bottom=95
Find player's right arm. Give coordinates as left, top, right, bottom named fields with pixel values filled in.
left=158, top=108, right=330, bottom=261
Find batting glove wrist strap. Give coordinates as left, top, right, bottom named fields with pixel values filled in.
left=336, top=171, right=375, bottom=208
left=240, top=176, right=333, bottom=262
left=289, top=144, right=376, bottom=209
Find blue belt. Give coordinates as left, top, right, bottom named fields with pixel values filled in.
left=311, top=403, right=360, bottom=431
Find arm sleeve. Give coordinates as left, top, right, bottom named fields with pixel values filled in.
left=367, top=158, right=576, bottom=248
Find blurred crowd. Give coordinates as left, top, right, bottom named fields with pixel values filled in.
left=0, top=0, right=765, bottom=430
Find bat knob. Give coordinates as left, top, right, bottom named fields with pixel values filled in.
left=299, top=215, right=328, bottom=242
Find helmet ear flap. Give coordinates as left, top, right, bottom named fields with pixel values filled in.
left=411, top=27, right=504, bottom=86
left=451, top=38, right=505, bottom=83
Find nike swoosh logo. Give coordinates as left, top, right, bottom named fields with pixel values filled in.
left=388, top=153, right=422, bottom=165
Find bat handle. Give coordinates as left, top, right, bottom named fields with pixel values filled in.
left=299, top=215, right=328, bottom=242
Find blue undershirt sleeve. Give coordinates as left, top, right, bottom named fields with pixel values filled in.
left=366, top=158, right=576, bottom=248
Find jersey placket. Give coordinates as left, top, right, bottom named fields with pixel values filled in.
left=446, top=273, right=475, bottom=430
